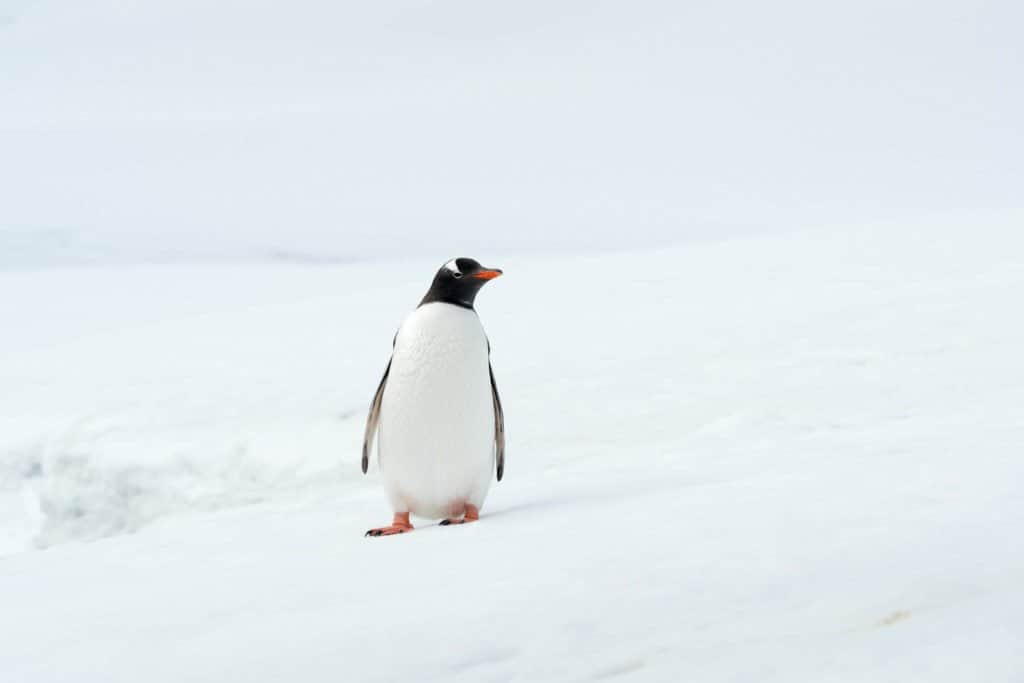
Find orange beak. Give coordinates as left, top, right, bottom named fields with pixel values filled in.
left=472, top=269, right=503, bottom=280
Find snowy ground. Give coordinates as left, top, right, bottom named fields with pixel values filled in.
left=2, top=219, right=1024, bottom=681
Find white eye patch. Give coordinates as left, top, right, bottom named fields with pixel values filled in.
left=444, top=259, right=461, bottom=275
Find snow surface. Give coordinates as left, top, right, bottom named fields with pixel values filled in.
left=2, top=218, right=1023, bottom=680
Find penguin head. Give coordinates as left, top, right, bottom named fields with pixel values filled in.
left=419, top=257, right=503, bottom=310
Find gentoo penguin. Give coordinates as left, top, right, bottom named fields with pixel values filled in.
left=362, top=257, right=506, bottom=536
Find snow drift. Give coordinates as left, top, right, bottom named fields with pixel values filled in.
left=2, top=217, right=1023, bottom=681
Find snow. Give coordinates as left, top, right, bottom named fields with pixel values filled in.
left=3, top=217, right=1023, bottom=680
left=2, top=0, right=1023, bottom=676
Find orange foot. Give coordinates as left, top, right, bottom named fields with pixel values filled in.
left=440, top=504, right=480, bottom=526
left=366, top=512, right=413, bottom=537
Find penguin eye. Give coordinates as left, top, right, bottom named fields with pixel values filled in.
left=452, top=271, right=463, bottom=279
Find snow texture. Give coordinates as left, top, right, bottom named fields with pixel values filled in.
left=2, top=218, right=1023, bottom=681
left=2, top=1, right=1023, bottom=678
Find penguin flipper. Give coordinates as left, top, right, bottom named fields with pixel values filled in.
left=362, top=358, right=391, bottom=474
left=489, top=361, right=506, bottom=481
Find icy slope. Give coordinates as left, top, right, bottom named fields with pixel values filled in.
left=2, top=219, right=1023, bottom=680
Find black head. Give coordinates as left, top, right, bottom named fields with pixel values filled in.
left=419, top=257, right=503, bottom=310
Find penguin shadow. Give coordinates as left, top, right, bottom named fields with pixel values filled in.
left=483, top=498, right=565, bottom=520
left=482, top=486, right=621, bottom=521
left=483, top=472, right=704, bottom=523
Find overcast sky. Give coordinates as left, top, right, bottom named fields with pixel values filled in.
left=1, top=0, right=1021, bottom=264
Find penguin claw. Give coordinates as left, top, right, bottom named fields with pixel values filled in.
left=440, top=505, right=480, bottom=527
left=364, top=525, right=411, bottom=537
left=365, top=513, right=413, bottom=537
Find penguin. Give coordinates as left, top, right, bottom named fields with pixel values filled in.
left=362, top=257, right=506, bottom=536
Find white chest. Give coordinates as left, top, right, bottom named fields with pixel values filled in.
left=388, top=303, right=490, bottom=394
left=377, top=303, right=495, bottom=516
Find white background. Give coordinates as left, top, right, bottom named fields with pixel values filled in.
left=1, top=2, right=1022, bottom=681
